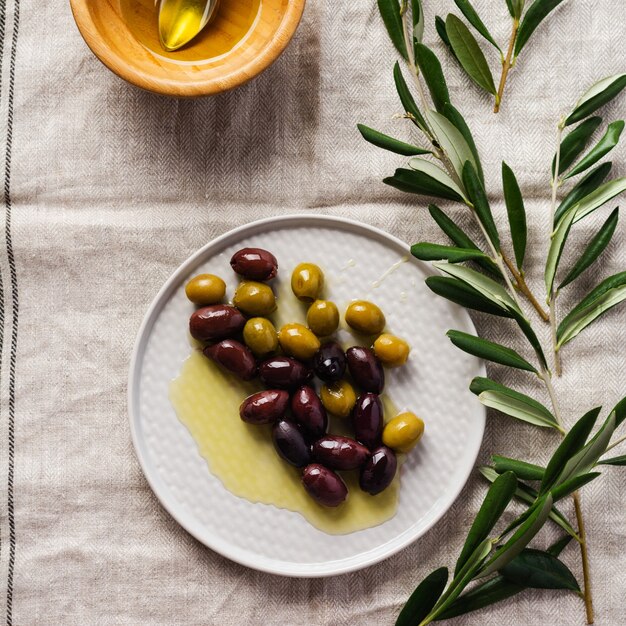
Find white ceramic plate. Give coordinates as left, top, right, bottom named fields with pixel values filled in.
left=128, top=214, right=485, bottom=577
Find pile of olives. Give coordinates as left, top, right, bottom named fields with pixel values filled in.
left=185, top=247, right=425, bottom=508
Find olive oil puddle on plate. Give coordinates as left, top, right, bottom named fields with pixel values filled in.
left=120, top=0, right=262, bottom=64
left=170, top=351, right=401, bottom=534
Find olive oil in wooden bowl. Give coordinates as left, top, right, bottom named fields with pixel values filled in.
left=70, top=0, right=305, bottom=96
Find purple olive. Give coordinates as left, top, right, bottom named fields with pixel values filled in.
left=312, top=435, right=370, bottom=470
left=313, top=341, right=346, bottom=383
left=240, top=390, right=289, bottom=425
left=291, top=386, right=328, bottom=439
left=259, top=356, right=313, bottom=389
left=352, top=393, right=383, bottom=448
left=189, top=305, right=246, bottom=342
left=346, top=346, right=385, bottom=393
left=302, top=464, right=348, bottom=507
left=203, top=340, right=257, bottom=380
left=272, top=419, right=311, bottom=467
left=359, top=446, right=397, bottom=495
left=230, top=247, right=278, bottom=281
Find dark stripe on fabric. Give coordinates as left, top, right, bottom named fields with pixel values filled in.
left=4, top=0, right=20, bottom=621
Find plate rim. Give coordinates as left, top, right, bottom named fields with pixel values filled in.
left=128, top=213, right=486, bottom=577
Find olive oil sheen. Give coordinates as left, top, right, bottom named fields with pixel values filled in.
left=120, top=0, right=261, bottom=62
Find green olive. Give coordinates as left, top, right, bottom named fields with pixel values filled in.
left=291, top=263, right=324, bottom=301
left=320, top=380, right=357, bottom=418
left=306, top=300, right=339, bottom=336
left=345, top=300, right=386, bottom=335
left=243, top=317, right=278, bottom=356
left=233, top=281, right=276, bottom=316
left=278, top=323, right=321, bottom=360
left=185, top=274, right=226, bottom=305
left=382, top=412, right=424, bottom=453
left=373, top=333, right=410, bottom=367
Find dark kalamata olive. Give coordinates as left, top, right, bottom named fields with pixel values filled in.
left=203, top=340, right=257, bottom=380
left=313, top=341, right=347, bottom=383
left=352, top=393, right=383, bottom=448
left=302, top=464, right=348, bottom=507
left=272, top=419, right=311, bottom=468
left=312, top=435, right=370, bottom=470
left=291, top=386, right=328, bottom=439
left=359, top=446, right=397, bottom=495
left=230, top=248, right=278, bottom=281
left=240, top=390, right=289, bottom=425
left=189, top=305, right=246, bottom=342
left=346, top=346, right=385, bottom=393
left=259, top=357, right=313, bottom=389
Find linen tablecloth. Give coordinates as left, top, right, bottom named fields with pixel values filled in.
left=0, top=0, right=624, bottom=623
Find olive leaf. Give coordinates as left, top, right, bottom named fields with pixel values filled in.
left=565, top=73, right=626, bottom=126
left=453, top=0, right=502, bottom=52
left=479, top=495, right=554, bottom=577
left=426, top=111, right=477, bottom=180
left=393, top=62, right=429, bottom=131
left=599, top=454, right=626, bottom=466
left=556, top=412, right=616, bottom=485
left=412, top=0, right=425, bottom=46
left=559, top=207, right=619, bottom=289
left=395, top=567, right=448, bottom=626
left=427, top=204, right=499, bottom=275
left=569, top=176, right=626, bottom=224
left=436, top=535, right=572, bottom=620
left=475, top=385, right=559, bottom=429
left=564, top=120, right=625, bottom=179
left=463, top=162, right=501, bottom=250
left=508, top=310, right=549, bottom=370
left=384, top=166, right=465, bottom=202
left=553, top=117, right=603, bottom=177
left=539, top=407, right=601, bottom=494
left=491, top=455, right=545, bottom=481
left=411, top=242, right=489, bottom=263
left=455, top=471, right=518, bottom=576
left=357, top=124, right=432, bottom=156
left=446, top=330, right=538, bottom=373
left=502, top=162, right=527, bottom=269
left=613, top=395, right=626, bottom=428
left=514, top=0, right=566, bottom=58
left=446, top=14, right=497, bottom=95
left=500, top=549, right=580, bottom=591
left=554, top=162, right=612, bottom=224
left=432, top=261, right=519, bottom=313
left=426, top=276, right=514, bottom=317
left=544, top=208, right=576, bottom=295
left=435, top=15, right=457, bottom=61
left=378, top=0, right=408, bottom=60
left=414, top=44, right=450, bottom=113
left=408, top=158, right=468, bottom=199
left=442, top=103, right=485, bottom=184
left=551, top=472, right=601, bottom=502
left=479, top=467, right=579, bottom=540
left=557, top=272, right=626, bottom=347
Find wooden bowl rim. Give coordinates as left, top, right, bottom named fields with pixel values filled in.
left=69, top=0, right=306, bottom=97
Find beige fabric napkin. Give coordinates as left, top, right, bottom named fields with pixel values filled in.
left=0, top=0, right=624, bottom=623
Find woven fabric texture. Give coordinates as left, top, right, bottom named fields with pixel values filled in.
left=0, top=0, right=624, bottom=624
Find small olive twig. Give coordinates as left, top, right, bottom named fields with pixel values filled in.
left=494, top=17, right=519, bottom=114
left=501, top=253, right=550, bottom=321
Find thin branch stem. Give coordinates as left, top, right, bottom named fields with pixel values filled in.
left=573, top=492, right=595, bottom=624
left=501, top=253, right=550, bottom=321
left=494, top=18, right=519, bottom=113
left=542, top=369, right=594, bottom=623
left=605, top=434, right=626, bottom=454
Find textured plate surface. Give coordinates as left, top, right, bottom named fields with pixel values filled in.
left=128, top=214, right=485, bottom=577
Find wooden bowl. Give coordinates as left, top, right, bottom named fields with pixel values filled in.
left=70, top=0, right=306, bottom=97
